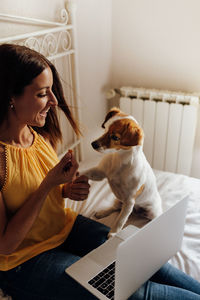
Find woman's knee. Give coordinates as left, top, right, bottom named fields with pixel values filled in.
left=63, top=215, right=110, bottom=256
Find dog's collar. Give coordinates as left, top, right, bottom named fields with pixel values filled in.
left=104, top=115, right=138, bottom=130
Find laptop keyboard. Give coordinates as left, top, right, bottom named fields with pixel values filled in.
left=88, top=261, right=116, bottom=300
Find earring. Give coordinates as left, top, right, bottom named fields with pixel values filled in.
left=10, top=103, right=14, bottom=109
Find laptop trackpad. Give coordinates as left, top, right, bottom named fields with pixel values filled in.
left=88, top=225, right=139, bottom=267
left=88, top=236, right=122, bottom=266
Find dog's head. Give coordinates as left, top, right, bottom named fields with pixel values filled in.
left=91, top=107, right=144, bottom=153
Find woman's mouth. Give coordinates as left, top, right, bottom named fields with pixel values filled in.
left=39, top=108, right=49, bottom=117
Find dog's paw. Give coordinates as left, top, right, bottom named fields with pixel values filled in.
left=108, top=231, right=117, bottom=239
left=94, top=210, right=106, bottom=219
left=95, top=207, right=118, bottom=219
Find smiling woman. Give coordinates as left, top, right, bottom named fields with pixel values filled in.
left=0, top=43, right=98, bottom=300
left=0, top=44, right=81, bottom=149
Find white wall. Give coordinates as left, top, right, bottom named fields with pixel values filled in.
left=76, top=0, right=112, bottom=160
left=111, top=0, right=200, bottom=178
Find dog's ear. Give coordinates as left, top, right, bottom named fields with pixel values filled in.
left=122, top=124, right=144, bottom=146
left=101, top=107, right=121, bottom=128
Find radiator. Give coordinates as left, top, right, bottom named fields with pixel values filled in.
left=107, top=87, right=199, bottom=176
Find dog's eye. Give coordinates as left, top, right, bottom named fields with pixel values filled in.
left=110, top=134, right=120, bottom=141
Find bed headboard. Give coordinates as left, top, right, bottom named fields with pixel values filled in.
left=0, top=0, right=83, bottom=162
left=107, top=87, right=199, bottom=176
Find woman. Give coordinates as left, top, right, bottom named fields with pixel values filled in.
left=0, top=44, right=199, bottom=300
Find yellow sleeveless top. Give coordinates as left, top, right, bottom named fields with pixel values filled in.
left=0, top=129, right=77, bottom=271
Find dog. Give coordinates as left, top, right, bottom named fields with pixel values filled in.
left=83, top=107, right=163, bottom=238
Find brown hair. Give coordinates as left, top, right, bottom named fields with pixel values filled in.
left=0, top=43, right=81, bottom=149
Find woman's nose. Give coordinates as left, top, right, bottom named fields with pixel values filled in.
left=49, top=90, right=58, bottom=106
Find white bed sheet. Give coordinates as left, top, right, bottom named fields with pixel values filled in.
left=66, top=164, right=200, bottom=282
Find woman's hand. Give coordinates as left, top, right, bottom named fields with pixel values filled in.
left=46, top=150, right=79, bottom=187
left=63, top=175, right=90, bottom=201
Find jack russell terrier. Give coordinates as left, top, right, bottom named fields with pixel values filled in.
left=83, top=107, right=163, bottom=238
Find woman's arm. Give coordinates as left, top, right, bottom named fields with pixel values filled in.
left=0, top=180, right=51, bottom=255
left=0, top=151, right=78, bottom=255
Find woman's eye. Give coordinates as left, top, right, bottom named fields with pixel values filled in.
left=38, top=93, right=47, bottom=98
left=110, top=135, right=120, bottom=141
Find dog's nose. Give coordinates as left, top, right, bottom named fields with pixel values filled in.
left=91, top=141, right=99, bottom=149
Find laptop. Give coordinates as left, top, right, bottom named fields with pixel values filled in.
left=65, top=196, right=188, bottom=300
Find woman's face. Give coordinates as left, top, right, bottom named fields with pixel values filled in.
left=12, top=67, right=58, bottom=127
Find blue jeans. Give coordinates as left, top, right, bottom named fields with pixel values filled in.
left=0, top=215, right=200, bottom=300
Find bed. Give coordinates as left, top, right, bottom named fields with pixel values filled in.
left=0, top=1, right=200, bottom=299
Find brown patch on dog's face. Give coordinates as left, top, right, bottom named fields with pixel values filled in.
left=92, top=118, right=144, bottom=152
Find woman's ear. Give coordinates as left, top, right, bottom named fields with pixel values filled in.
left=9, top=98, right=15, bottom=109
